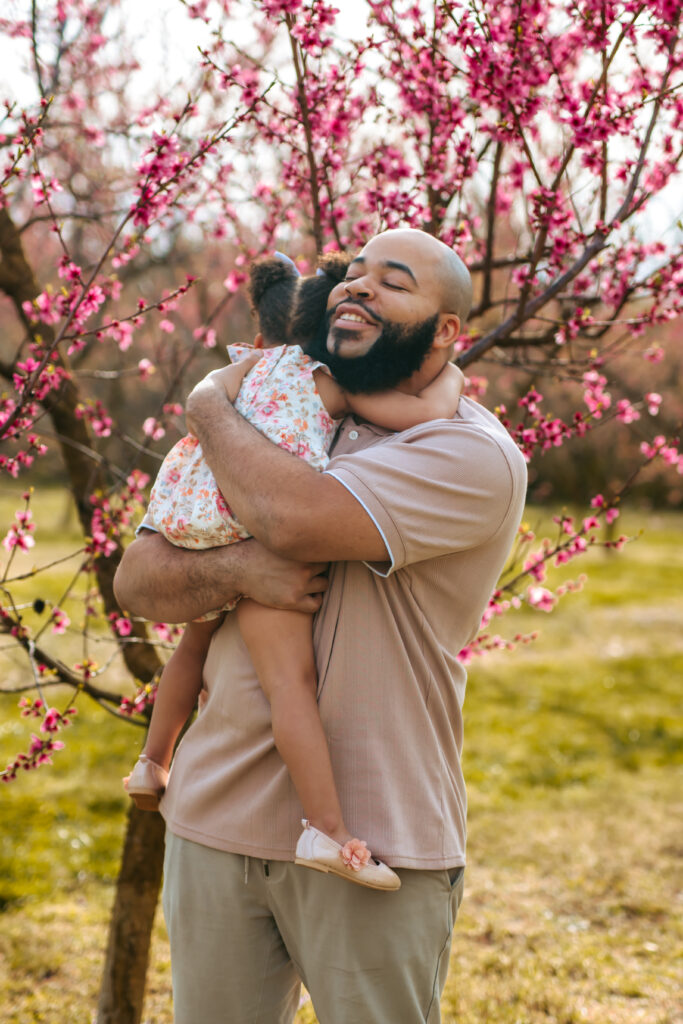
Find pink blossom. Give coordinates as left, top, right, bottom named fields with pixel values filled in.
left=143, top=418, right=166, bottom=441
left=119, top=682, right=157, bottom=717
left=152, top=622, right=179, bottom=643
left=644, top=346, right=665, bottom=364
left=31, top=173, right=62, bottom=204
left=224, top=270, right=245, bottom=293
left=51, top=608, right=70, bottom=634
left=616, top=399, right=640, bottom=424
left=19, top=697, right=44, bottom=718
left=58, top=257, right=82, bottom=282
left=645, top=392, right=662, bottom=416
left=523, top=555, right=547, bottom=582
left=583, top=370, right=611, bottom=419
left=3, top=509, right=36, bottom=552
left=138, top=358, right=155, bottom=379
left=109, top=613, right=133, bottom=637
left=41, top=708, right=62, bottom=733
left=527, top=586, right=557, bottom=612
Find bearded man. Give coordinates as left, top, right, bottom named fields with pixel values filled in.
left=114, top=228, right=527, bottom=1024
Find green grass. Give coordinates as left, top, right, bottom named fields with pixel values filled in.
left=0, top=497, right=681, bottom=1022
left=0, top=701, right=136, bottom=909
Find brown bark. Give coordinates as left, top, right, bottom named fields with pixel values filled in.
left=96, top=807, right=167, bottom=1024
left=0, top=207, right=165, bottom=1023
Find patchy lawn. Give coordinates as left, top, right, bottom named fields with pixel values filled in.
left=1, top=508, right=681, bottom=1022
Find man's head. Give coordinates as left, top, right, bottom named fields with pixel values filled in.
left=305, top=229, right=472, bottom=394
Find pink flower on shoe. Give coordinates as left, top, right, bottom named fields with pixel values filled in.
left=340, top=838, right=371, bottom=871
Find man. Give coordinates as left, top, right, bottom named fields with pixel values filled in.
left=114, top=229, right=527, bottom=1023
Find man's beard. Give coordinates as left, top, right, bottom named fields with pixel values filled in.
left=305, top=307, right=439, bottom=394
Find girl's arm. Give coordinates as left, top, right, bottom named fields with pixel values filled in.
left=343, top=362, right=464, bottom=432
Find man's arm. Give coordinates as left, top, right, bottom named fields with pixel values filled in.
left=185, top=369, right=390, bottom=564
left=114, top=530, right=329, bottom=623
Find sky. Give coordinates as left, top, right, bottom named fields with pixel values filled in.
left=0, top=0, right=370, bottom=103
left=1, top=0, right=680, bottom=244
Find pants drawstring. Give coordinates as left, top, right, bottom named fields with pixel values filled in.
left=244, top=856, right=249, bottom=884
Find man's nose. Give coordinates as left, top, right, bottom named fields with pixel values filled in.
left=344, top=276, right=374, bottom=299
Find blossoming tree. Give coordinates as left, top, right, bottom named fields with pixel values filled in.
left=0, top=0, right=681, bottom=1020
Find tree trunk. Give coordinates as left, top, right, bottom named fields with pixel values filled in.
left=0, top=208, right=165, bottom=1024
left=96, top=807, right=167, bottom=1024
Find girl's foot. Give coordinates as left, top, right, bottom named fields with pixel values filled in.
left=294, top=820, right=401, bottom=891
left=123, top=755, right=169, bottom=811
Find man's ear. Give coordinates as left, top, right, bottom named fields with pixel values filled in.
left=253, top=332, right=265, bottom=349
left=433, top=313, right=460, bottom=349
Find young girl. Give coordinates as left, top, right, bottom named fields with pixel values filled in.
left=125, top=253, right=463, bottom=891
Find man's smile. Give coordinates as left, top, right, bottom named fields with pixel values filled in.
left=332, top=302, right=380, bottom=329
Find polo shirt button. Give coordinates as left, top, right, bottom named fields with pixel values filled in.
left=348, top=429, right=359, bottom=440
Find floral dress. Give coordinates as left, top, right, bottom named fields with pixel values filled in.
left=146, top=343, right=337, bottom=556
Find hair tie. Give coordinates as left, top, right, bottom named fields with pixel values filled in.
left=274, top=251, right=302, bottom=277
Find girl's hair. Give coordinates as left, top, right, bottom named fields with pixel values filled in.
left=290, top=251, right=353, bottom=348
left=247, top=250, right=353, bottom=348
left=247, top=257, right=300, bottom=346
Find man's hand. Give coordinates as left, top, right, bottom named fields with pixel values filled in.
left=240, top=541, right=329, bottom=613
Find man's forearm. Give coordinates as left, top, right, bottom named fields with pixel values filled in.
left=114, top=530, right=330, bottom=623
left=185, top=373, right=388, bottom=564
left=114, top=531, right=244, bottom=623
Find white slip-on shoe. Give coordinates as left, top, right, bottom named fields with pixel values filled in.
left=123, top=755, right=169, bottom=811
left=294, top=820, right=401, bottom=891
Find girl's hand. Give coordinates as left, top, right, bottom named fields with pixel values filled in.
left=185, top=353, right=261, bottom=434
left=212, top=352, right=262, bottom=402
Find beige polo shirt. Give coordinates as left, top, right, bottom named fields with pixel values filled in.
left=160, top=397, right=527, bottom=869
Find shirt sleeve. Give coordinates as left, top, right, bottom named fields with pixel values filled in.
left=325, top=419, right=526, bottom=577
left=135, top=516, right=158, bottom=536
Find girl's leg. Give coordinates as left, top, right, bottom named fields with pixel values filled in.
left=126, top=618, right=220, bottom=809
left=236, top=599, right=352, bottom=846
left=143, top=619, right=220, bottom=768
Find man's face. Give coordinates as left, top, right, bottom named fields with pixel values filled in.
left=307, top=309, right=439, bottom=394
left=306, top=233, right=446, bottom=393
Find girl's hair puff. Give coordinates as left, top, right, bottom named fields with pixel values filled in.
left=247, top=257, right=300, bottom=346
left=290, top=251, right=353, bottom=349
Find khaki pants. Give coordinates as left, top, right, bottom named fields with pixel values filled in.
left=163, top=831, right=464, bottom=1024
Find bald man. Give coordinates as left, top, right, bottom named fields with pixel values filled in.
left=115, top=230, right=527, bottom=1024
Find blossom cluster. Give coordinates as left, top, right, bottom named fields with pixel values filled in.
left=0, top=0, right=681, bottom=781
left=119, top=681, right=158, bottom=718
left=458, top=491, right=629, bottom=661
left=84, top=470, right=151, bottom=566
left=1, top=700, right=77, bottom=782
left=2, top=508, right=36, bottom=553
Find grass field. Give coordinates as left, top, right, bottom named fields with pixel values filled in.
left=1, top=492, right=681, bottom=1023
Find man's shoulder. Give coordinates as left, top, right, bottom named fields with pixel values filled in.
left=380, top=397, right=526, bottom=472
left=453, top=397, right=526, bottom=461
left=329, top=400, right=527, bottom=510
